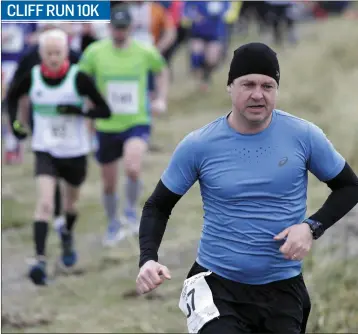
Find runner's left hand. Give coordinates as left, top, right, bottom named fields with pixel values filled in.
left=57, top=104, right=83, bottom=115
left=151, top=98, right=167, bottom=115
left=274, top=223, right=313, bottom=261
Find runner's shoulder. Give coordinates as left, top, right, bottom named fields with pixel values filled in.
left=82, top=38, right=112, bottom=56
left=181, top=116, right=226, bottom=148
left=275, top=109, right=313, bottom=133
left=274, top=109, right=327, bottom=144
left=131, top=40, right=161, bottom=55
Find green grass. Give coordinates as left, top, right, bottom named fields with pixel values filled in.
left=2, top=17, right=358, bottom=333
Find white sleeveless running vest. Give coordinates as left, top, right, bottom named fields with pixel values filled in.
left=29, top=65, right=91, bottom=158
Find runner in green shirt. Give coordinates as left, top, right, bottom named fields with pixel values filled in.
left=79, top=4, right=169, bottom=246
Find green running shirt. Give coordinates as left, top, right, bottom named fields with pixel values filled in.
left=79, top=38, right=166, bottom=133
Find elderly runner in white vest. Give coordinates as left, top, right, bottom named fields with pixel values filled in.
left=7, top=28, right=111, bottom=286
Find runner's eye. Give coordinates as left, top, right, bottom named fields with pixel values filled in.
left=263, top=84, right=274, bottom=89
left=243, top=83, right=254, bottom=88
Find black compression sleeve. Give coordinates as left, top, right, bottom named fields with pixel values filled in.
left=309, top=162, right=358, bottom=230
left=7, top=71, right=32, bottom=124
left=139, top=180, right=182, bottom=267
left=9, top=53, right=34, bottom=89
left=75, top=71, right=111, bottom=119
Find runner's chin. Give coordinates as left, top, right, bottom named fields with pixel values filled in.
left=245, top=107, right=267, bottom=122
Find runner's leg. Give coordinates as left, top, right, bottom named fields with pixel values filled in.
left=96, top=132, right=125, bottom=246
left=122, top=133, right=149, bottom=233
left=189, top=38, right=206, bottom=80
left=29, top=152, right=57, bottom=285
left=58, top=155, right=87, bottom=267
left=53, top=179, right=65, bottom=233
left=202, top=40, right=222, bottom=90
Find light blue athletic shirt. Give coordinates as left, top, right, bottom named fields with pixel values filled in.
left=161, top=110, right=345, bottom=284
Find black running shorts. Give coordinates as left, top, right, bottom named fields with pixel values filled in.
left=186, top=262, right=311, bottom=334
left=34, top=151, right=87, bottom=187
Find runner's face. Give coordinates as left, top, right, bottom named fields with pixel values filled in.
left=110, top=25, right=131, bottom=44
left=228, top=74, right=278, bottom=125
left=40, top=39, right=68, bottom=71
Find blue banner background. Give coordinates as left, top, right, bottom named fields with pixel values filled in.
left=1, top=1, right=110, bottom=21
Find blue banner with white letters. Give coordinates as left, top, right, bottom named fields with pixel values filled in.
left=1, top=1, right=110, bottom=22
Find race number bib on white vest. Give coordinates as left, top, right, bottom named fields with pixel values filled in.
left=107, top=81, right=139, bottom=115
left=179, top=271, right=220, bottom=333
left=44, top=117, right=78, bottom=148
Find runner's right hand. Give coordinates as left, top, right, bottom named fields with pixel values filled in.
left=12, top=120, right=28, bottom=140
left=136, top=260, right=171, bottom=295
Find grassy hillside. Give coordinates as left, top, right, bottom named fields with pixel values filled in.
left=2, top=17, right=358, bottom=333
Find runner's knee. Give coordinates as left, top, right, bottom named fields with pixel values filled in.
left=103, top=180, right=116, bottom=194
left=63, top=200, right=78, bottom=213
left=206, top=43, right=222, bottom=65
left=124, top=161, right=141, bottom=180
left=123, top=139, right=147, bottom=179
left=35, top=199, right=54, bottom=221
left=101, top=162, right=118, bottom=194
left=63, top=185, right=80, bottom=212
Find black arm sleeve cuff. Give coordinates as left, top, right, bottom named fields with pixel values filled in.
left=309, top=162, right=358, bottom=230
left=75, top=71, right=111, bottom=119
left=139, top=180, right=182, bottom=268
left=7, top=71, right=32, bottom=124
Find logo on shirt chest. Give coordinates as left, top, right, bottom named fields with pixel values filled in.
left=278, top=157, right=288, bottom=167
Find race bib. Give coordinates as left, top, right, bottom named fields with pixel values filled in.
left=107, top=81, right=139, bottom=115
left=44, top=117, right=78, bottom=148
left=178, top=271, right=220, bottom=333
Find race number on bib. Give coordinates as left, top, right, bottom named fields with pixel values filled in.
left=107, top=81, right=139, bottom=115
left=179, top=271, right=220, bottom=333
left=44, top=117, right=78, bottom=148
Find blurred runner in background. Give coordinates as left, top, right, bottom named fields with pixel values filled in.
left=265, top=1, right=299, bottom=45
left=127, top=1, right=176, bottom=100
left=79, top=4, right=170, bottom=247
left=182, top=1, right=230, bottom=92
left=7, top=29, right=111, bottom=285
left=7, top=24, right=82, bottom=237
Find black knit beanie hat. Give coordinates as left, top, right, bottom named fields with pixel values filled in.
left=227, top=42, right=280, bottom=86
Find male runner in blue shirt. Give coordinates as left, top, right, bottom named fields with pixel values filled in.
left=136, top=43, right=358, bottom=333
